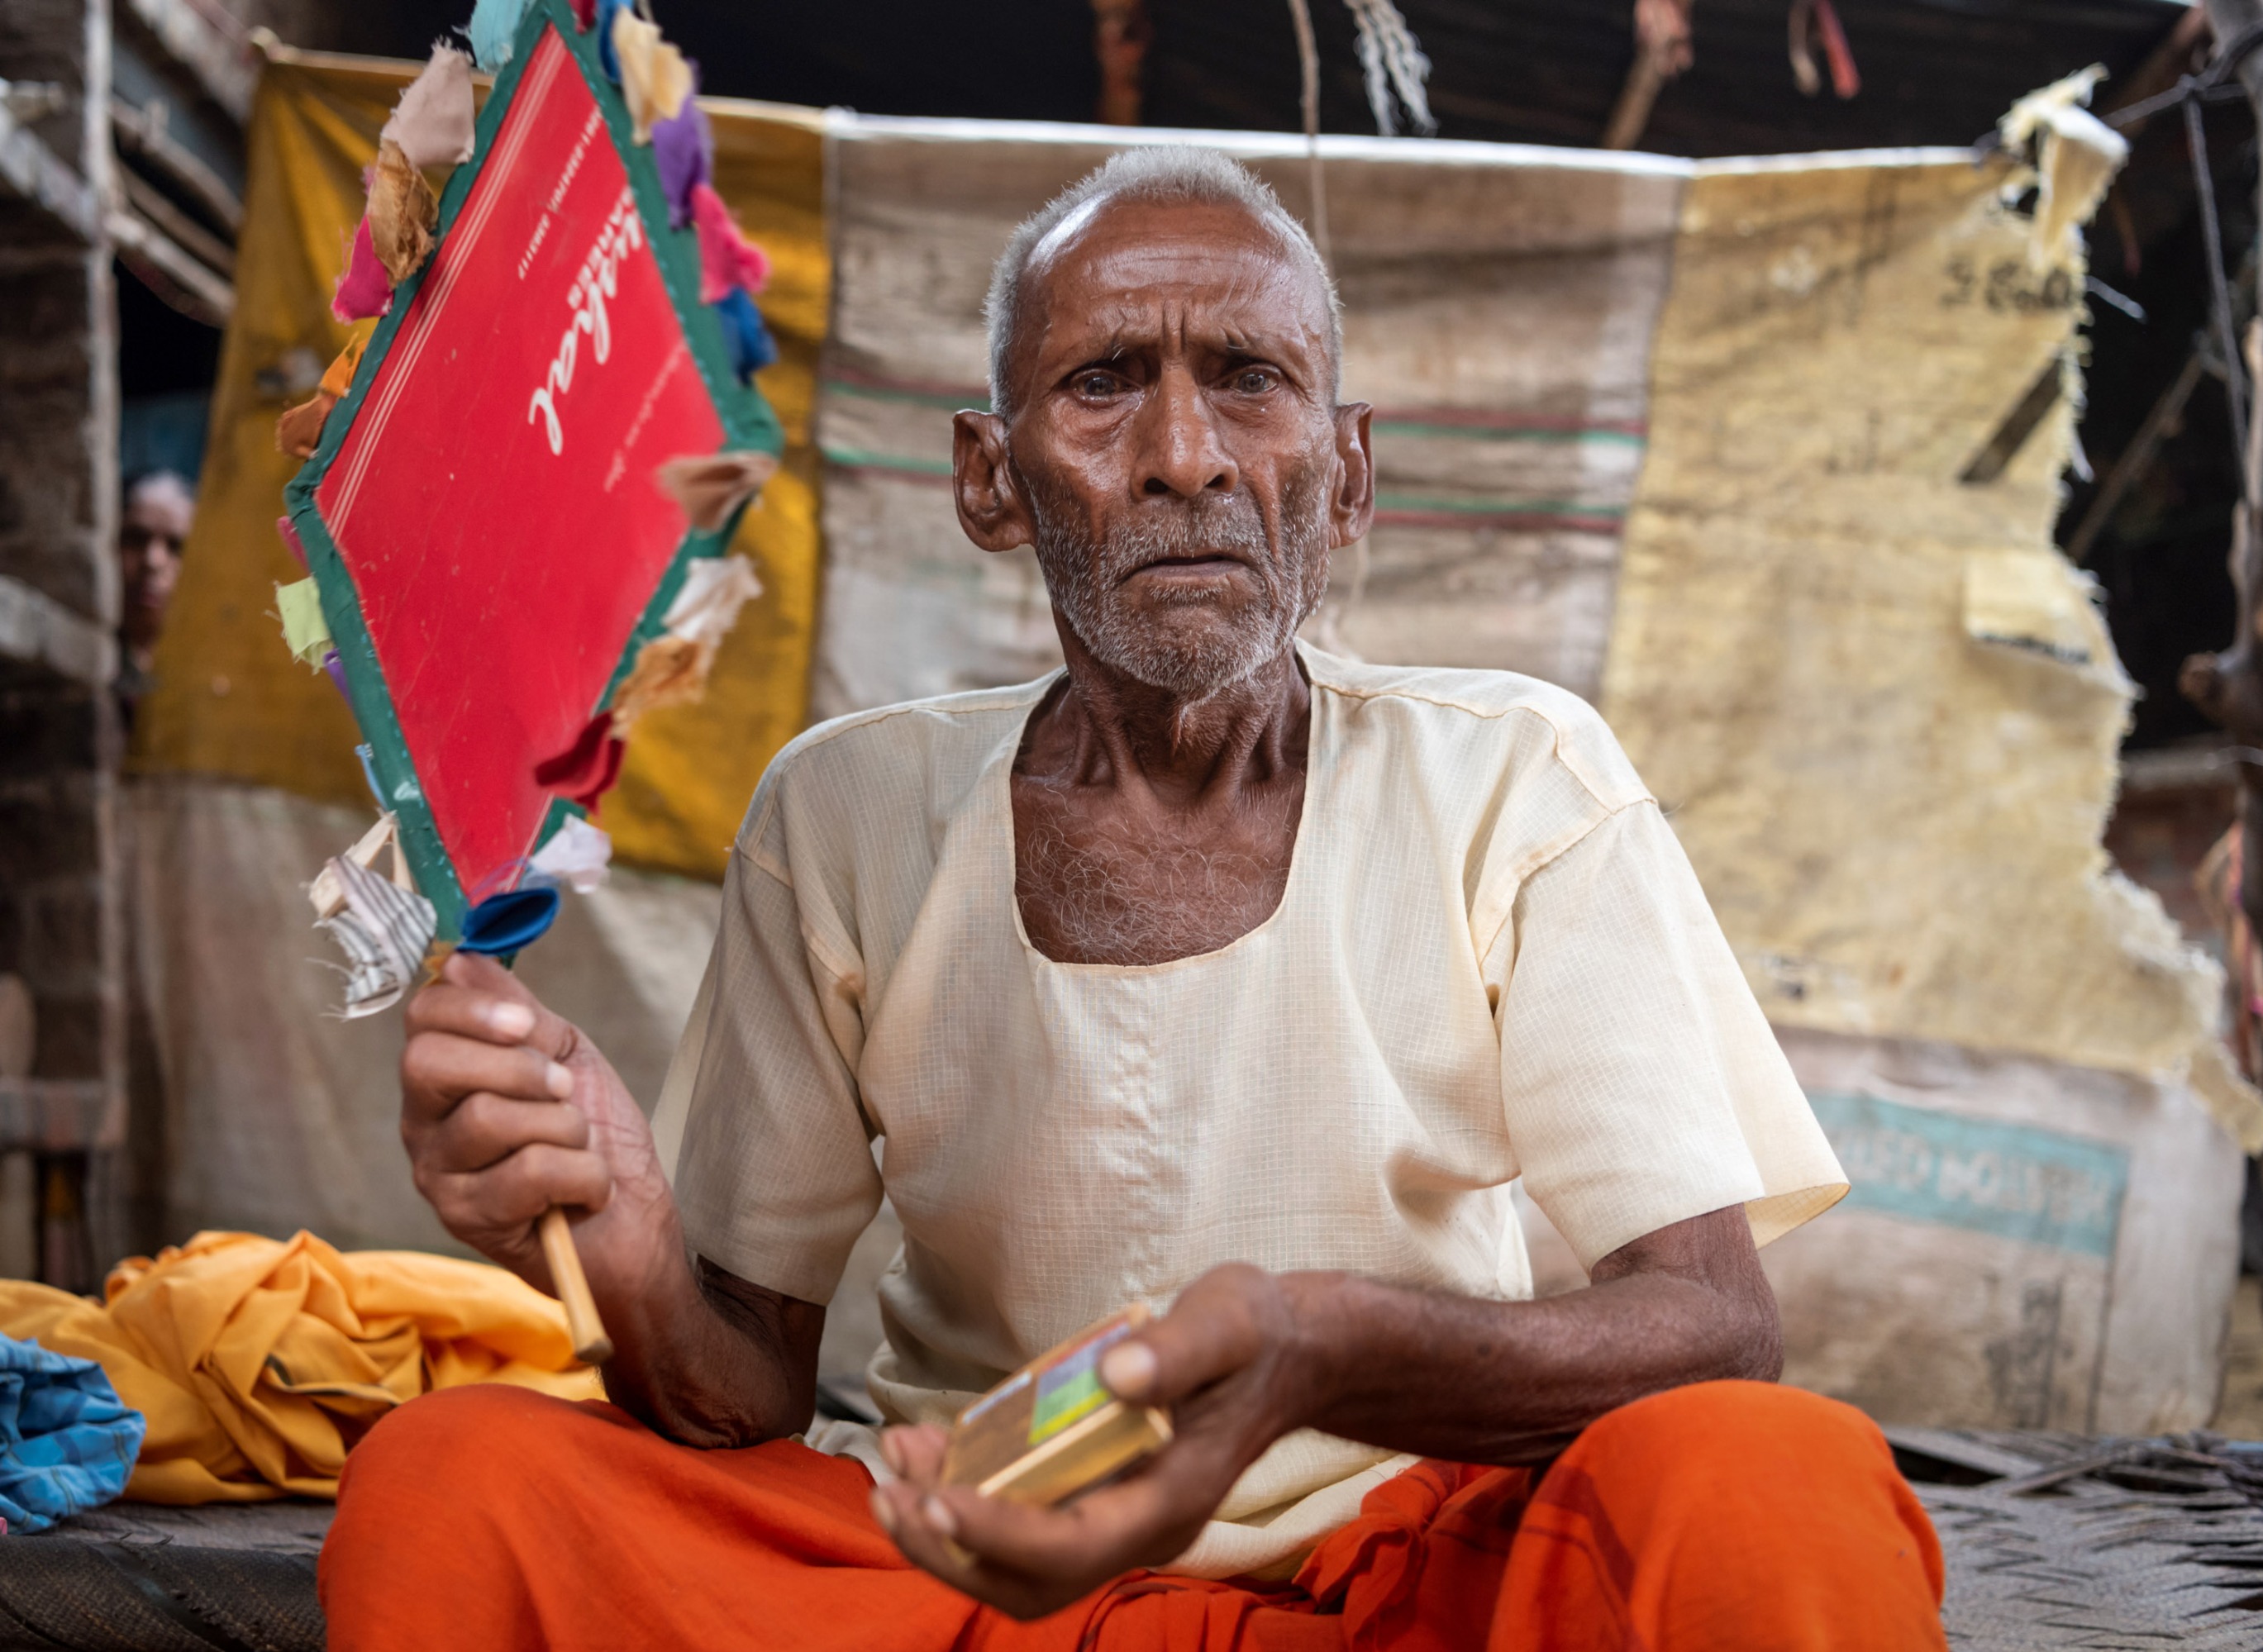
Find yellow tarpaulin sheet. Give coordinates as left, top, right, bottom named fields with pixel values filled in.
left=0, top=1231, right=601, bottom=1502
left=131, top=50, right=827, bottom=881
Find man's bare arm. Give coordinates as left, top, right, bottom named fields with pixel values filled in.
left=875, top=1206, right=1776, bottom=1620
left=400, top=952, right=822, bottom=1447
left=1279, top=1204, right=1779, bottom=1464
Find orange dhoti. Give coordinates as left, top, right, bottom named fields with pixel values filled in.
left=319, top=1379, right=1946, bottom=1651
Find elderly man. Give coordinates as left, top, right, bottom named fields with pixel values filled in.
left=322, top=150, right=1944, bottom=1650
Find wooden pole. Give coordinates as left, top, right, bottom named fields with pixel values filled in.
left=1603, top=0, right=1694, bottom=151
left=1286, top=0, right=1331, bottom=269
left=2182, top=1, right=2263, bottom=943
left=540, top=1207, right=613, bottom=1365
left=1091, top=0, right=1150, bottom=127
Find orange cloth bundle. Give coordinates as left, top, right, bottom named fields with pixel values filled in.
left=0, top=1230, right=603, bottom=1503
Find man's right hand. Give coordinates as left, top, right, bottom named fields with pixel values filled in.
left=399, top=952, right=673, bottom=1306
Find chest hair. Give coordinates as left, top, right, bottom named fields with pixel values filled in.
left=1012, top=784, right=1302, bottom=967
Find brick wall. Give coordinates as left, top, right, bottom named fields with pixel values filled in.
left=1, top=0, right=128, bottom=1288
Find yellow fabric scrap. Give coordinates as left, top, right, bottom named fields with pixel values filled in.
left=612, top=9, right=693, bottom=144
left=1999, top=65, right=2128, bottom=272
left=366, top=138, right=438, bottom=285
left=0, top=1231, right=603, bottom=1503
left=274, top=578, right=332, bottom=668
left=611, top=634, right=710, bottom=732
left=319, top=331, right=367, bottom=400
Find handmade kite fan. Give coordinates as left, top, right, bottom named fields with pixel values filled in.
left=273, top=0, right=779, bottom=1020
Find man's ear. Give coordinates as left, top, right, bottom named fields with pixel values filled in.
left=953, top=411, right=1036, bottom=553
left=1329, top=402, right=1375, bottom=550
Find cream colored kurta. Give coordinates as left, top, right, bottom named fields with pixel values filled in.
left=652, top=643, right=1846, bottom=1578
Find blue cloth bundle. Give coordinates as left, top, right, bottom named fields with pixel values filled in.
left=0, top=1335, right=144, bottom=1533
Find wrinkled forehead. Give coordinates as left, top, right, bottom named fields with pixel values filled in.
left=1015, top=198, right=1334, bottom=371
left=123, top=495, right=193, bottom=537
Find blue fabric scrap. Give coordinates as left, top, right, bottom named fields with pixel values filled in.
left=465, top=0, right=531, bottom=72
left=0, top=1336, right=145, bottom=1534
left=355, top=743, right=385, bottom=807
left=459, top=884, right=562, bottom=955
left=595, top=0, right=630, bottom=80
left=712, top=288, right=778, bottom=383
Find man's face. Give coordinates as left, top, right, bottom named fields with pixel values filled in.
left=118, top=486, right=192, bottom=648
left=999, top=199, right=1348, bottom=697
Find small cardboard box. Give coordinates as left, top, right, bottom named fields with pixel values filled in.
left=941, top=1307, right=1174, bottom=1505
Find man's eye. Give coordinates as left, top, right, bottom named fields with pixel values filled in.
left=1074, top=373, right=1119, bottom=398
left=1231, top=368, right=1277, bottom=393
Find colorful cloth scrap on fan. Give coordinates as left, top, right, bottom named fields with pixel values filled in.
left=652, top=97, right=712, bottom=227
left=274, top=578, right=332, bottom=667
left=331, top=217, right=392, bottom=322
left=316, top=853, right=436, bottom=1018
left=366, top=141, right=439, bottom=285
left=691, top=183, right=770, bottom=302
left=527, top=815, right=612, bottom=892
left=379, top=44, right=476, bottom=169
left=654, top=452, right=775, bottom=532
left=611, top=9, right=693, bottom=144
left=712, top=288, right=777, bottom=381
left=465, top=0, right=532, bottom=72
left=594, top=0, right=630, bottom=79
left=0, top=1335, right=145, bottom=1534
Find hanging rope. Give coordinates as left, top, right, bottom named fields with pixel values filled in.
left=2185, top=89, right=2249, bottom=485
left=1344, top=0, right=1436, bottom=137
left=1285, top=0, right=1332, bottom=269
left=2099, top=25, right=2263, bottom=498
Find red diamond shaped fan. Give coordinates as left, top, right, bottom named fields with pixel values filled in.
left=273, top=0, right=780, bottom=1019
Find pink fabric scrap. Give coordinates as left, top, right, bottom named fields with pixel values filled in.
left=570, top=0, right=597, bottom=29
left=276, top=515, right=307, bottom=569
left=690, top=183, right=770, bottom=304
left=379, top=44, right=476, bottom=169
left=331, top=218, right=393, bottom=322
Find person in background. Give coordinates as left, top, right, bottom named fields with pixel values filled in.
left=114, top=470, right=193, bottom=721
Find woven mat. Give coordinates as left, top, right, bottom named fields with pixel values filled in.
left=0, top=1503, right=330, bottom=1652
left=1891, top=1426, right=2263, bottom=1648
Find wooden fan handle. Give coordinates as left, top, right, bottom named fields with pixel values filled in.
left=539, top=1207, right=614, bottom=1365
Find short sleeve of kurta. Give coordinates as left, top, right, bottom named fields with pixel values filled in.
left=1494, top=799, right=1846, bottom=1270
left=649, top=783, right=884, bottom=1307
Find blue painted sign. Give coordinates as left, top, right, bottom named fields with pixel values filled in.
left=1805, top=1091, right=2127, bottom=1260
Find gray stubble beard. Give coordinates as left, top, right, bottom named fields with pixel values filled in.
left=1027, top=463, right=1332, bottom=699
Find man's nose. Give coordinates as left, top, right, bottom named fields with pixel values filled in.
left=1133, top=365, right=1238, bottom=501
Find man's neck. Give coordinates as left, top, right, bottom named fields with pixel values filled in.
left=1025, top=618, right=1310, bottom=806
left=1010, top=615, right=1312, bottom=965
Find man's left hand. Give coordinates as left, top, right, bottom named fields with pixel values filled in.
left=870, top=1264, right=1322, bottom=1620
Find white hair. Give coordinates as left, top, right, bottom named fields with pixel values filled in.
left=126, top=469, right=195, bottom=512
left=984, top=146, right=1341, bottom=422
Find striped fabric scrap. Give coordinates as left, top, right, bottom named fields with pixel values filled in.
left=317, top=853, right=438, bottom=1019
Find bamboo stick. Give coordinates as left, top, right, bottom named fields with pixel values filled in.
left=539, top=1207, right=613, bottom=1365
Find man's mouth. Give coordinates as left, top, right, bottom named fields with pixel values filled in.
left=1127, top=552, right=1243, bottom=580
